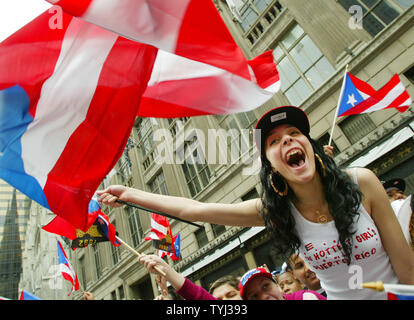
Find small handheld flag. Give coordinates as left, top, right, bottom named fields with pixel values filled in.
left=362, top=281, right=414, bottom=300
left=337, top=73, right=411, bottom=117
left=57, top=240, right=80, bottom=296
left=19, top=290, right=41, bottom=300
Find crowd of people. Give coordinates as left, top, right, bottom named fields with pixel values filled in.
left=97, top=105, right=414, bottom=300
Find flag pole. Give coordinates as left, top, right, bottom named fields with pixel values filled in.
left=328, top=64, right=349, bottom=146
left=115, top=199, right=205, bottom=229
left=115, top=236, right=167, bottom=277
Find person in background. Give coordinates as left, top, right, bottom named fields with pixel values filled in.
left=238, top=267, right=325, bottom=300
left=382, top=178, right=407, bottom=203
left=287, top=252, right=326, bottom=297
left=83, top=291, right=95, bottom=300
left=382, top=178, right=413, bottom=249
left=208, top=275, right=242, bottom=300
left=276, top=270, right=305, bottom=295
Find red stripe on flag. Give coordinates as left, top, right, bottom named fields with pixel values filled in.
left=138, top=97, right=211, bottom=118
left=348, top=73, right=377, bottom=96
left=47, top=0, right=93, bottom=16
left=175, top=0, right=250, bottom=79
left=44, top=37, right=157, bottom=231
left=248, top=50, right=280, bottom=89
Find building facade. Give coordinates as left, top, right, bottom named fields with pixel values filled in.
left=0, top=181, right=32, bottom=299
left=19, top=1, right=414, bottom=300
left=19, top=203, right=73, bottom=300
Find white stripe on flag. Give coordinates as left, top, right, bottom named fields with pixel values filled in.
left=21, top=18, right=118, bottom=188
left=83, top=0, right=191, bottom=52
left=365, top=82, right=406, bottom=113
left=145, top=50, right=279, bottom=114
left=151, top=219, right=168, bottom=235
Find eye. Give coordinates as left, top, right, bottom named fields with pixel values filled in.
left=269, top=138, right=280, bottom=146
left=290, top=129, right=301, bottom=136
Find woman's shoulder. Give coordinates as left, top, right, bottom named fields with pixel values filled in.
left=343, top=167, right=378, bottom=185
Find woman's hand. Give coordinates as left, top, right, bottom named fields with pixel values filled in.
left=138, top=254, right=169, bottom=276
left=97, top=185, right=131, bottom=208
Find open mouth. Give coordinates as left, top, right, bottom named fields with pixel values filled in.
left=286, top=149, right=306, bottom=168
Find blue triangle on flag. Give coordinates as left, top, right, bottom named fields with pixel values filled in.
left=338, top=74, right=365, bottom=116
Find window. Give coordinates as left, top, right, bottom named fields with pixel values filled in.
left=211, top=224, right=226, bottom=238
left=339, top=114, right=376, bottom=144
left=234, top=0, right=283, bottom=32
left=215, top=111, right=257, bottom=162
left=79, top=256, right=87, bottom=289
left=118, top=285, right=125, bottom=300
left=273, top=24, right=335, bottom=106
left=111, top=290, right=117, bottom=300
left=126, top=206, right=144, bottom=248
left=136, top=118, right=158, bottom=159
left=149, top=171, right=168, bottom=195
left=195, top=228, right=209, bottom=249
left=405, top=65, right=414, bottom=84
left=93, top=245, right=102, bottom=280
left=338, top=0, right=414, bottom=37
left=181, top=139, right=211, bottom=197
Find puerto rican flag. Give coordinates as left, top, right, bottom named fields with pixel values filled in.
left=43, top=194, right=120, bottom=247
left=144, top=213, right=170, bottom=242
left=19, top=290, right=41, bottom=300
left=57, top=240, right=80, bottom=296
left=0, top=2, right=279, bottom=231
left=338, top=72, right=412, bottom=117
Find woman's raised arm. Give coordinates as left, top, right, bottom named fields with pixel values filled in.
left=97, top=185, right=264, bottom=227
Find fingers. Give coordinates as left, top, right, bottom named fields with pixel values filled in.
left=97, top=192, right=123, bottom=208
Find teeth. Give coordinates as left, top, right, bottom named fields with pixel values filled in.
left=287, top=150, right=302, bottom=160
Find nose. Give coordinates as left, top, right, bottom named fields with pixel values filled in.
left=282, top=135, right=293, bottom=145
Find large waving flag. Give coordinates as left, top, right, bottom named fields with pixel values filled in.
left=45, top=0, right=280, bottom=117
left=337, top=73, right=411, bottom=117
left=57, top=240, right=80, bottom=296
left=0, top=11, right=157, bottom=231
left=1, top=2, right=279, bottom=232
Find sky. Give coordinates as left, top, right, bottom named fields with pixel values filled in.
left=0, top=0, right=52, bottom=42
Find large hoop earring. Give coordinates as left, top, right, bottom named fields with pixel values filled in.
left=269, top=172, right=288, bottom=197
left=315, top=153, right=326, bottom=177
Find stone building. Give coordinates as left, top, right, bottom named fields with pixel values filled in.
left=0, top=183, right=32, bottom=300
left=20, top=1, right=414, bottom=300
left=19, top=203, right=74, bottom=300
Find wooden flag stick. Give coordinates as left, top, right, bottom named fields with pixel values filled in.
left=115, top=236, right=166, bottom=277
left=328, top=64, right=349, bottom=146
left=115, top=199, right=204, bottom=229
left=362, top=281, right=414, bottom=295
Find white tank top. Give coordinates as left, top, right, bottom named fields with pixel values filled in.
left=291, top=168, right=399, bottom=300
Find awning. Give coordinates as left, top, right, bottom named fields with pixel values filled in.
left=349, top=125, right=414, bottom=168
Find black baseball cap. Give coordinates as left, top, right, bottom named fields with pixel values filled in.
left=382, top=178, right=406, bottom=192
left=255, top=106, right=310, bottom=155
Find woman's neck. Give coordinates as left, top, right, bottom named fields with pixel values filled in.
left=290, top=174, right=327, bottom=209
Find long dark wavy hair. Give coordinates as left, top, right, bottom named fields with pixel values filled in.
left=259, top=138, right=362, bottom=264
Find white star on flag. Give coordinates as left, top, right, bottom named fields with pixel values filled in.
left=347, top=93, right=358, bottom=107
